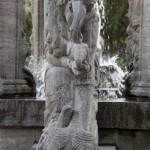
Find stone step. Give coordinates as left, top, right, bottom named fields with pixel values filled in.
left=98, top=146, right=116, bottom=150
left=97, top=98, right=150, bottom=130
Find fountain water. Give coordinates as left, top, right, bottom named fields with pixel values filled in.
left=99, top=56, right=125, bottom=100
left=25, top=56, right=48, bottom=99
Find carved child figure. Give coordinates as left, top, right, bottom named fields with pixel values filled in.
left=37, top=0, right=100, bottom=149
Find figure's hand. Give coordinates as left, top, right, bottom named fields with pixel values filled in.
left=52, top=48, right=66, bottom=58
left=70, top=60, right=91, bottom=75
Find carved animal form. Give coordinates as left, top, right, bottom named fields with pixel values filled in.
left=67, top=42, right=91, bottom=75
left=69, top=0, right=86, bottom=42
left=65, top=0, right=96, bottom=43
left=37, top=105, right=97, bottom=150
left=39, top=0, right=100, bottom=149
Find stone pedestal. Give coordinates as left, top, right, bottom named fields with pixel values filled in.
left=97, top=99, right=150, bottom=150
left=0, top=99, right=44, bottom=150
left=126, top=0, right=150, bottom=97
left=1, top=99, right=150, bottom=150
left=0, top=0, right=35, bottom=97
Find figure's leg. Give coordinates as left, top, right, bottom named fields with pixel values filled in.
left=44, top=67, right=74, bottom=127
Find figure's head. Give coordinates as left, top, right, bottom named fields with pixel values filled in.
left=83, top=0, right=97, bottom=13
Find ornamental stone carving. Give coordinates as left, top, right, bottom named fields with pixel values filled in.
left=37, top=0, right=101, bottom=149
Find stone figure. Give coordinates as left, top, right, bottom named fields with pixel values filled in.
left=37, top=106, right=97, bottom=150
left=37, top=0, right=100, bottom=149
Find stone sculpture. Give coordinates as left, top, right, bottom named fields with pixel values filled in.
left=37, top=106, right=97, bottom=150
left=126, top=0, right=150, bottom=97
left=37, top=0, right=100, bottom=149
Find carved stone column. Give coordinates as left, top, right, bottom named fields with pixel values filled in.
left=0, top=0, right=35, bottom=97
left=30, top=0, right=44, bottom=67
left=126, top=0, right=150, bottom=97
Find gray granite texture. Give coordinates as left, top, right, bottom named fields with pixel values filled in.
left=0, top=128, right=42, bottom=150
left=0, top=99, right=44, bottom=127
left=99, top=129, right=150, bottom=150
left=97, top=99, right=150, bottom=130
left=36, top=0, right=101, bottom=149
left=98, top=146, right=116, bottom=150
left=0, top=0, right=35, bottom=97
left=30, top=0, right=44, bottom=67
left=1, top=99, right=150, bottom=150
left=126, top=0, right=150, bottom=97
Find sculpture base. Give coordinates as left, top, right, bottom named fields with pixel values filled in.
left=1, top=98, right=150, bottom=150
left=0, top=99, right=44, bottom=150
left=1, top=79, right=35, bottom=98
left=129, top=81, right=150, bottom=97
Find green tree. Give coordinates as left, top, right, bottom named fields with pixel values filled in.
left=24, top=0, right=32, bottom=50
left=99, top=0, right=129, bottom=70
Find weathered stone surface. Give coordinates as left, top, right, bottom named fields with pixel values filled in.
left=38, top=106, right=97, bottom=150
left=0, top=128, right=42, bottom=150
left=2, top=79, right=32, bottom=96
left=0, top=1, right=18, bottom=79
left=1, top=99, right=150, bottom=150
left=0, top=0, right=35, bottom=96
left=97, top=99, right=150, bottom=130
left=30, top=0, right=44, bottom=66
left=2, top=99, right=150, bottom=130
left=0, top=0, right=26, bottom=79
left=37, top=0, right=101, bottom=149
left=0, top=99, right=44, bottom=127
left=126, top=0, right=150, bottom=97
left=99, top=129, right=150, bottom=150
left=98, top=146, right=116, bottom=150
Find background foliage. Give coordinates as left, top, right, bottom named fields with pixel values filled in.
left=24, top=0, right=32, bottom=50
left=99, top=0, right=129, bottom=70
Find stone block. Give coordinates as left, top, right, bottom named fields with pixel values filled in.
left=126, top=0, right=150, bottom=97
left=0, top=0, right=35, bottom=96
left=99, top=129, right=150, bottom=150
left=0, top=128, right=42, bottom=150
left=0, top=0, right=23, bottom=79
left=0, top=99, right=45, bottom=127
left=98, top=146, right=116, bottom=150
left=97, top=99, right=150, bottom=130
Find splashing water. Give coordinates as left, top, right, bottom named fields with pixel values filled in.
left=25, top=56, right=48, bottom=99
left=25, top=0, right=125, bottom=100
left=99, top=56, right=125, bottom=100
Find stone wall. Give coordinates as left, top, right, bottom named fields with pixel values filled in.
left=0, top=128, right=42, bottom=150
left=0, top=0, right=35, bottom=97
left=99, top=129, right=150, bottom=150
left=0, top=0, right=25, bottom=79
left=1, top=99, right=150, bottom=150
left=126, top=0, right=150, bottom=97
left=97, top=98, right=150, bottom=150
left=0, top=99, right=44, bottom=150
